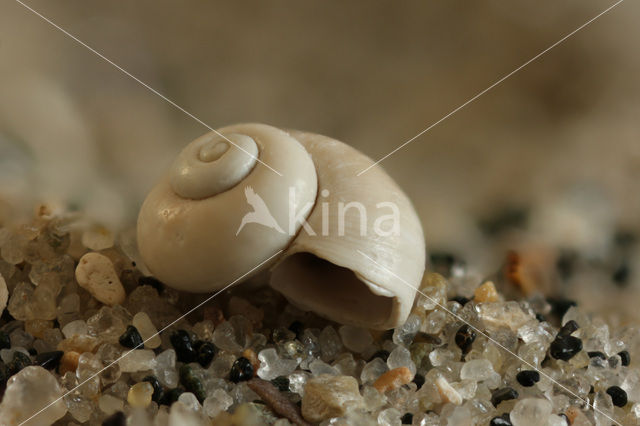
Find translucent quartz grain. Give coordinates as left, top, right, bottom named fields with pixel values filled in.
left=477, top=301, right=533, bottom=332
left=517, top=341, right=547, bottom=368
left=118, top=349, right=156, bottom=372
left=0, top=257, right=15, bottom=281
left=561, top=306, right=590, bottom=330
left=377, top=407, right=402, bottom=426
left=424, top=309, right=447, bottom=334
left=362, top=385, right=387, bottom=411
left=622, top=369, right=640, bottom=403
left=192, top=320, right=215, bottom=341
left=81, top=226, right=114, bottom=250
left=212, top=317, right=251, bottom=353
left=546, top=415, right=568, bottom=426
left=447, top=405, right=473, bottom=426
left=56, top=293, right=81, bottom=328
left=1, top=347, right=30, bottom=363
left=288, top=371, right=311, bottom=397
left=28, top=257, right=71, bottom=288
left=582, top=318, right=611, bottom=355
left=209, top=351, right=236, bottom=379
left=460, top=359, right=495, bottom=382
left=308, top=359, right=337, bottom=377
left=65, top=394, right=93, bottom=423
left=98, top=394, right=123, bottom=415
left=231, top=402, right=278, bottom=424
left=415, top=273, right=448, bottom=313
left=211, top=321, right=241, bottom=353
left=339, top=325, right=373, bottom=353
left=8, top=281, right=58, bottom=321
left=151, top=349, right=178, bottom=388
left=128, top=406, right=154, bottom=426
left=178, top=392, right=202, bottom=412
left=332, top=353, right=361, bottom=377
left=247, top=333, right=267, bottom=354
left=1, top=231, right=28, bottom=264
left=6, top=282, right=33, bottom=320
left=566, top=407, right=593, bottom=426
left=593, top=391, right=613, bottom=426
left=61, top=319, right=88, bottom=338
left=108, top=380, right=130, bottom=400
left=203, top=377, right=227, bottom=397
left=429, top=347, right=456, bottom=367
left=33, top=338, right=52, bottom=354
left=9, top=328, right=34, bottom=348
left=203, top=388, right=233, bottom=418
left=392, top=314, right=421, bottom=346
left=128, top=382, right=154, bottom=408
left=76, top=352, right=102, bottom=397
left=132, top=312, right=161, bottom=349
left=361, top=357, right=389, bottom=384
left=387, top=345, right=416, bottom=376
left=452, top=379, right=477, bottom=400
left=319, top=326, right=343, bottom=362
left=630, top=403, right=640, bottom=422
left=95, top=343, right=122, bottom=385
left=232, top=382, right=260, bottom=405
left=510, top=398, right=552, bottom=426
left=279, top=340, right=305, bottom=362
left=518, top=321, right=544, bottom=344
left=0, top=366, right=67, bottom=425
left=86, top=306, right=129, bottom=344
left=257, top=348, right=298, bottom=380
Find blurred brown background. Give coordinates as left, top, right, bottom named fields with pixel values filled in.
left=1, top=1, right=639, bottom=313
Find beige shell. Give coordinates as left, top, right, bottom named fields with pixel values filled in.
left=137, top=123, right=425, bottom=329
left=269, top=130, right=425, bottom=329
left=137, top=123, right=317, bottom=292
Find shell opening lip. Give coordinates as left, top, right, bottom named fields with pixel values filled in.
left=356, top=274, right=395, bottom=297
left=270, top=252, right=395, bottom=328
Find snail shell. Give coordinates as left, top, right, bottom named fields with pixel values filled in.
left=270, top=130, right=425, bottom=329
left=137, top=123, right=425, bottom=329
left=137, top=123, right=317, bottom=292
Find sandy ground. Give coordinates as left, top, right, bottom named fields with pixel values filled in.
left=1, top=1, right=639, bottom=320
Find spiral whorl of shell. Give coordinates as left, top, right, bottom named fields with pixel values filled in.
left=169, top=133, right=259, bottom=199
left=137, top=123, right=318, bottom=293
